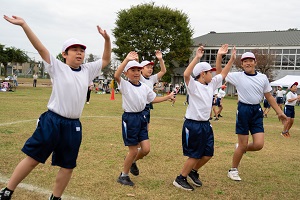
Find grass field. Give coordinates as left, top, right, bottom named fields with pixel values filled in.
left=0, top=78, right=299, bottom=200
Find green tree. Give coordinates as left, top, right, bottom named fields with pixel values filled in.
left=112, top=2, right=193, bottom=70
left=0, top=44, right=29, bottom=77
left=56, top=53, right=64, bottom=62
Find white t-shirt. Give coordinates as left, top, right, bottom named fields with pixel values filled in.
left=226, top=72, right=271, bottom=105
left=285, top=91, right=298, bottom=106
left=276, top=90, right=286, bottom=97
left=185, top=74, right=222, bottom=121
left=217, top=89, right=226, bottom=98
left=118, top=78, right=156, bottom=112
left=43, top=55, right=102, bottom=118
left=140, top=74, right=159, bottom=90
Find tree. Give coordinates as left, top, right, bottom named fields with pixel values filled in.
left=0, top=44, right=29, bottom=77
left=56, top=53, right=64, bottom=62
left=112, top=2, right=193, bottom=70
left=234, top=49, right=277, bottom=81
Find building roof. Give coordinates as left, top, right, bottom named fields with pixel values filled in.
left=193, top=30, right=300, bottom=47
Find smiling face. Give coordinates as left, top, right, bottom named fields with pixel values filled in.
left=62, top=45, right=85, bottom=69
left=141, top=64, right=154, bottom=78
left=125, top=67, right=142, bottom=84
left=241, top=58, right=257, bottom=74
left=290, top=85, right=298, bottom=92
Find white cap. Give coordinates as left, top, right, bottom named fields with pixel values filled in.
left=241, top=52, right=256, bottom=61
left=124, top=61, right=143, bottom=72
left=62, top=38, right=86, bottom=52
left=193, top=62, right=216, bottom=77
left=141, top=60, right=154, bottom=67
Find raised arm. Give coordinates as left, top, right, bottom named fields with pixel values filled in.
left=183, top=46, right=204, bottom=86
left=114, top=51, right=138, bottom=84
left=215, top=44, right=228, bottom=74
left=4, top=15, right=50, bottom=63
left=155, top=50, right=166, bottom=80
left=220, top=46, right=236, bottom=79
left=97, top=26, right=111, bottom=68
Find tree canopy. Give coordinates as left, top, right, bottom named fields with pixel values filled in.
left=112, top=3, right=194, bottom=71
left=0, top=44, right=30, bottom=77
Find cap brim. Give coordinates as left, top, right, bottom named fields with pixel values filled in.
left=241, top=57, right=256, bottom=61
left=67, top=44, right=86, bottom=50
left=210, top=68, right=217, bottom=71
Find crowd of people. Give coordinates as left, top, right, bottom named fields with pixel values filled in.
left=1, top=14, right=299, bottom=200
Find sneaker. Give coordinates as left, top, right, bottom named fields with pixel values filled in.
left=214, top=117, right=219, bottom=121
left=86, top=102, right=90, bottom=104
left=117, top=174, right=134, bottom=186
left=218, top=114, right=223, bottom=117
left=188, top=171, right=202, bottom=187
left=130, top=162, right=139, bottom=176
left=173, top=176, right=194, bottom=191
left=209, top=117, right=212, bottom=120
left=0, top=188, right=13, bottom=200
left=227, top=169, right=242, bottom=181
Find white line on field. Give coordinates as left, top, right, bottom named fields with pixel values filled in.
left=0, top=174, right=82, bottom=200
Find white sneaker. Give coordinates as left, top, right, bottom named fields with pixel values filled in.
left=227, top=169, right=241, bottom=181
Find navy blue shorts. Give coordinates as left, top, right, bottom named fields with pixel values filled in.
left=212, top=96, right=217, bottom=106
left=236, top=102, right=264, bottom=135
left=122, top=112, right=148, bottom=146
left=284, top=105, right=295, bottom=118
left=216, top=98, right=222, bottom=107
left=263, top=99, right=270, bottom=108
left=142, top=104, right=151, bottom=123
left=22, top=110, right=82, bottom=169
left=276, top=97, right=284, bottom=104
left=182, top=119, right=214, bottom=159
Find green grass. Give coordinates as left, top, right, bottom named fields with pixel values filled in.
left=0, top=80, right=299, bottom=200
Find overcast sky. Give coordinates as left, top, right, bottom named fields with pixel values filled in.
left=1, top=0, right=300, bottom=61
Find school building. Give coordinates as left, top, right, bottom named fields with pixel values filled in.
left=172, top=30, right=300, bottom=95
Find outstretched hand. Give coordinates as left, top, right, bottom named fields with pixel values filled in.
left=3, top=15, right=25, bottom=26
left=97, top=25, right=110, bottom=40
left=230, top=46, right=237, bottom=60
left=218, top=44, right=228, bottom=55
left=155, top=50, right=163, bottom=59
left=277, top=113, right=287, bottom=125
left=196, top=46, right=204, bottom=58
left=125, top=51, right=139, bottom=62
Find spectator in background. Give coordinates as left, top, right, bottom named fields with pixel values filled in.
left=33, top=73, right=38, bottom=87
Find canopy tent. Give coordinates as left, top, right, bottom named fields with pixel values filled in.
left=270, top=75, right=300, bottom=88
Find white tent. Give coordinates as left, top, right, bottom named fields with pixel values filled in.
left=270, top=75, right=300, bottom=88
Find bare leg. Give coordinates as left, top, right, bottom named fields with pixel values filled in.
left=180, top=158, right=199, bottom=177
left=193, top=156, right=212, bottom=170
left=232, top=134, right=248, bottom=168
left=247, top=132, right=264, bottom=151
left=52, top=168, right=73, bottom=197
left=7, top=156, right=39, bottom=190
left=123, top=145, right=139, bottom=174
left=134, top=139, right=150, bottom=161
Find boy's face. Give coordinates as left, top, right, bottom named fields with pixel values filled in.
left=198, top=70, right=213, bottom=83
left=63, top=45, right=85, bottom=68
left=241, top=58, right=256, bottom=74
left=125, top=67, right=142, bottom=84
left=290, top=85, right=297, bottom=92
left=141, top=64, right=154, bottom=78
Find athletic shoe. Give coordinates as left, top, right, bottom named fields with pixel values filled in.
left=214, top=117, right=219, bottom=121
left=173, top=176, right=194, bottom=191
left=0, top=188, right=13, bottom=200
left=117, top=174, right=134, bottom=186
left=218, top=114, right=223, bottom=117
left=227, top=169, right=242, bottom=181
left=188, top=171, right=202, bottom=187
left=209, top=117, right=212, bottom=120
left=130, top=162, right=139, bottom=176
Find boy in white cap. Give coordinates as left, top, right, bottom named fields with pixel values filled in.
left=114, top=51, right=174, bottom=187
left=173, top=44, right=236, bottom=191
left=215, top=84, right=227, bottom=120
left=282, top=82, right=300, bottom=138
left=129, top=50, right=166, bottom=176
left=2, top=15, right=111, bottom=200
left=226, top=52, right=287, bottom=181
left=276, top=85, right=287, bottom=110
